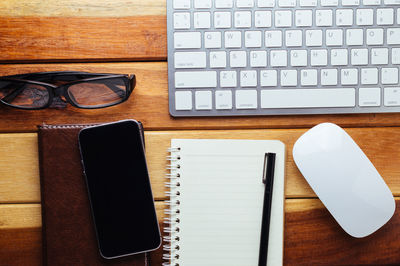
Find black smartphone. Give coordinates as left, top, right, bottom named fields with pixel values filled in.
left=78, top=120, right=161, bottom=259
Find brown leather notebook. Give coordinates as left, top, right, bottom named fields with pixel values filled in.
left=38, top=124, right=148, bottom=266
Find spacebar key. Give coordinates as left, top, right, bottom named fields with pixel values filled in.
left=175, top=71, right=217, bottom=88
left=261, top=88, right=355, bottom=108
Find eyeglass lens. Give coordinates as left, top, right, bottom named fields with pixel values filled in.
left=0, top=80, right=50, bottom=108
left=67, top=77, right=127, bottom=108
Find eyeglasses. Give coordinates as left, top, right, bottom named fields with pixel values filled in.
left=0, top=71, right=136, bottom=109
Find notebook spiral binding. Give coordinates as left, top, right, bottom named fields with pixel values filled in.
left=163, top=147, right=182, bottom=266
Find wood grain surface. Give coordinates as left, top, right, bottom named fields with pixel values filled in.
left=0, top=0, right=165, bottom=17
left=1, top=199, right=399, bottom=266
left=1, top=128, right=400, bottom=203
left=0, top=0, right=166, bottom=61
left=1, top=63, right=400, bottom=132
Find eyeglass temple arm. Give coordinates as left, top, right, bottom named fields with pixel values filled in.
left=96, top=75, right=135, bottom=98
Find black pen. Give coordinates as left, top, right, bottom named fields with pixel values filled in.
left=258, top=153, right=276, bottom=266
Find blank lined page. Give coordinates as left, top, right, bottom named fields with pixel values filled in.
left=168, top=139, right=285, bottom=266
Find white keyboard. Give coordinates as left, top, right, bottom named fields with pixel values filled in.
left=167, top=0, right=400, bottom=116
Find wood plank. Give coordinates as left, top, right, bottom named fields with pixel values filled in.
left=1, top=128, right=400, bottom=203
left=0, top=204, right=42, bottom=266
left=284, top=199, right=400, bottom=265
left=0, top=0, right=166, bottom=61
left=1, top=63, right=400, bottom=132
left=1, top=199, right=400, bottom=265
left=0, top=0, right=164, bottom=17
left=0, top=17, right=166, bottom=62
left=0, top=134, right=40, bottom=203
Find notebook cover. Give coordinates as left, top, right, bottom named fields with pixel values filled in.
left=38, top=124, right=148, bottom=266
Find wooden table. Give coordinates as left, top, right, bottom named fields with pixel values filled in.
left=0, top=1, right=399, bottom=265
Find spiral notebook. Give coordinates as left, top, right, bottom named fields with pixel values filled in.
left=164, top=139, right=285, bottom=266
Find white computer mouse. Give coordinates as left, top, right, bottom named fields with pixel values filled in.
left=293, top=122, right=395, bottom=238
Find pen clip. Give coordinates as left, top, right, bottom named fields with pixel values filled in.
left=262, top=153, right=276, bottom=185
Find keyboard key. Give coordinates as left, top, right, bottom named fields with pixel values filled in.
left=270, top=50, right=287, bottom=66
left=286, top=30, right=303, bottom=47
left=341, top=68, right=358, bottom=85
left=237, top=0, right=254, bottom=7
left=387, top=28, right=400, bottom=44
left=173, top=0, right=191, bottom=9
left=331, top=49, right=348, bottom=65
left=366, top=29, right=384, bottom=45
left=215, top=12, right=232, bottom=28
left=296, top=10, right=313, bottom=27
left=384, top=0, right=400, bottom=4
left=361, top=68, right=378, bottom=84
left=236, top=90, right=258, bottom=109
left=326, top=29, right=343, bottom=46
left=210, top=51, right=227, bottom=68
left=359, top=88, right=381, bottom=107
left=382, top=68, right=399, bottom=84
left=291, top=50, right=308, bottom=66
left=174, top=52, right=206, bottom=68
left=265, top=30, right=282, bottom=47
left=230, top=51, right=247, bottom=67
left=306, top=30, right=323, bottom=46
left=393, top=48, right=400, bottom=64
left=322, top=0, right=339, bottom=6
left=240, top=70, right=257, bottom=87
left=279, top=0, right=296, bottom=7
left=281, top=70, right=298, bottom=86
left=275, top=10, right=292, bottom=27
left=321, top=69, right=338, bottom=85
left=225, top=31, right=242, bottom=48
left=215, top=0, right=233, bottom=8
left=245, top=31, right=262, bottom=47
left=257, top=0, right=275, bottom=7
left=336, top=9, right=353, bottom=26
left=356, top=9, right=373, bottom=26
left=301, top=69, right=318, bottom=86
left=351, top=49, right=368, bottom=65
left=174, top=32, right=201, bottom=49
left=250, top=51, right=267, bottom=67
left=316, top=10, right=333, bottom=26
left=195, top=90, right=212, bottom=110
left=377, top=9, right=394, bottom=25
left=342, top=0, right=360, bottom=5
left=398, top=8, right=400, bottom=23
left=384, top=87, right=400, bottom=106
left=194, top=12, right=211, bottom=28
left=175, top=91, right=192, bottom=110
left=261, top=88, right=355, bottom=108
left=363, top=0, right=381, bottom=4
left=255, top=11, right=272, bottom=28
left=175, top=71, right=217, bottom=88
left=215, top=90, right=233, bottom=110
left=194, top=0, right=212, bottom=8
left=220, top=71, right=237, bottom=87
left=235, top=11, right=252, bottom=28
left=260, top=70, right=278, bottom=86
left=371, top=48, right=389, bottom=64
left=300, top=0, right=317, bottom=6
left=174, top=12, right=190, bottom=29
left=346, top=29, right=364, bottom=46
left=311, top=49, right=328, bottom=66
left=205, top=32, right=222, bottom=48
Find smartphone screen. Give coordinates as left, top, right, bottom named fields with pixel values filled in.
left=78, top=120, right=161, bottom=259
